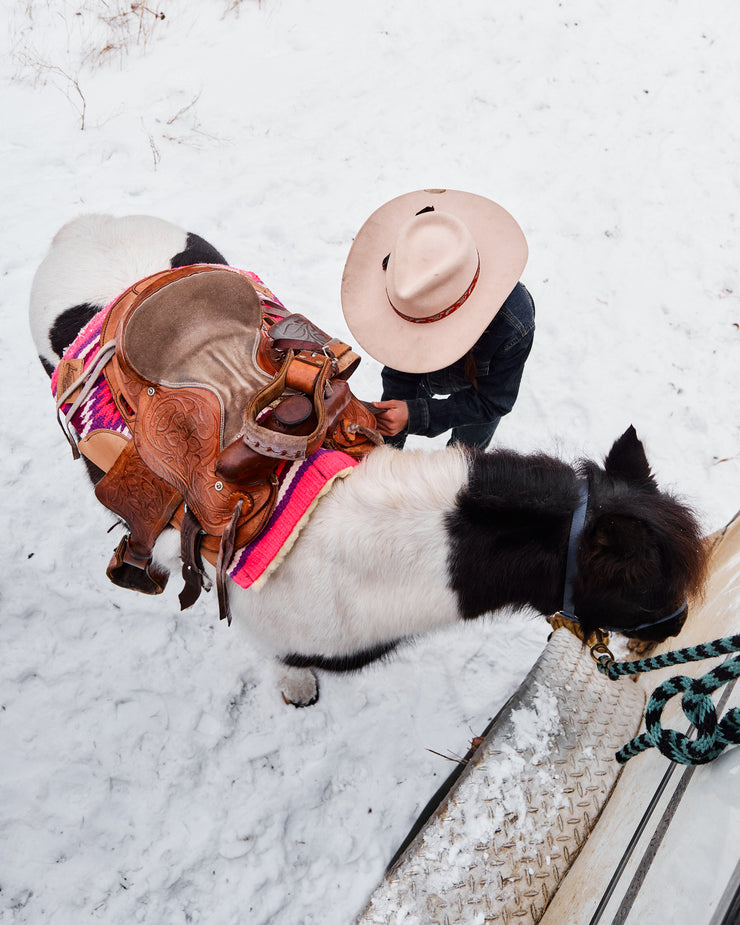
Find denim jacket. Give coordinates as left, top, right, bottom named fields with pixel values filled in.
left=381, top=282, right=535, bottom=440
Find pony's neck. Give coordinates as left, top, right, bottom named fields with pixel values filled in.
left=444, top=449, right=579, bottom=620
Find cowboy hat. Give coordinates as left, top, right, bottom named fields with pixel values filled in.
left=340, top=189, right=528, bottom=373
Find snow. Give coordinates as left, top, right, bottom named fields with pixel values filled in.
left=1, top=2, right=738, bottom=923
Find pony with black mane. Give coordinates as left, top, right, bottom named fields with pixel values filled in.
left=29, top=214, right=708, bottom=706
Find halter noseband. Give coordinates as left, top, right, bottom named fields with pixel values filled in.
left=558, top=477, right=688, bottom=634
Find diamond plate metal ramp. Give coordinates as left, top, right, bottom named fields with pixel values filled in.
left=356, top=628, right=646, bottom=925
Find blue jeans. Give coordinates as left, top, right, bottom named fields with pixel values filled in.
left=383, top=368, right=501, bottom=451
left=446, top=417, right=500, bottom=449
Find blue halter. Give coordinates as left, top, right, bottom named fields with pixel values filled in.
left=558, top=478, right=687, bottom=633
left=560, top=478, right=589, bottom=620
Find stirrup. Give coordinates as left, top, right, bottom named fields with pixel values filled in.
left=106, top=535, right=169, bottom=595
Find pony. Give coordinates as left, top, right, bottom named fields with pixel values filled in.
left=29, top=215, right=708, bottom=706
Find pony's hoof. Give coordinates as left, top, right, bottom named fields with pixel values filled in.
left=279, top=666, right=320, bottom=707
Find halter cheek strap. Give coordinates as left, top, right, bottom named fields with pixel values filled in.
left=560, top=479, right=589, bottom=620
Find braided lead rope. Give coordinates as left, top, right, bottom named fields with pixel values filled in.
left=593, top=634, right=740, bottom=765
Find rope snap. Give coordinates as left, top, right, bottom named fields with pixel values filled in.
left=590, top=641, right=615, bottom=670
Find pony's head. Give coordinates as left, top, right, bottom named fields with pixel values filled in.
left=574, top=426, right=708, bottom=643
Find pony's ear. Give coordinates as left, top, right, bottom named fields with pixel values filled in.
left=604, top=425, right=658, bottom=491
left=588, top=514, right=659, bottom=582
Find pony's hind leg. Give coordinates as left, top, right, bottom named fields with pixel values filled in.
left=277, top=663, right=320, bottom=707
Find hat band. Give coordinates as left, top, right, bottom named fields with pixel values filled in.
left=388, top=255, right=481, bottom=325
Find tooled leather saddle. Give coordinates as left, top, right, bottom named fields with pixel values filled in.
left=55, top=264, right=381, bottom=622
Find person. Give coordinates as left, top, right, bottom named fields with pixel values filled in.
left=340, top=189, right=534, bottom=450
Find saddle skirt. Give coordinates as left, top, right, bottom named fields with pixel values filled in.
left=53, top=264, right=381, bottom=622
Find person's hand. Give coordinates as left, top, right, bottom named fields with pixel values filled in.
left=372, top=400, right=409, bottom=436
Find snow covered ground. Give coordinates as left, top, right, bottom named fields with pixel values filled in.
left=1, top=2, right=738, bottom=923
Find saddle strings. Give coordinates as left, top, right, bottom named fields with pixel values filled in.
left=56, top=338, right=117, bottom=458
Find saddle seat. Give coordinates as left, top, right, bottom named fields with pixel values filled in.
left=57, top=264, right=380, bottom=622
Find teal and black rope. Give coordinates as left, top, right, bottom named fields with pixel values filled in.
left=594, top=634, right=740, bottom=765
left=596, top=635, right=740, bottom=681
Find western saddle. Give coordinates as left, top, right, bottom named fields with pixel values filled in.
left=55, top=264, right=381, bottom=622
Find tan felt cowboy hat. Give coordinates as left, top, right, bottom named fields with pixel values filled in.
left=341, top=189, right=528, bottom=373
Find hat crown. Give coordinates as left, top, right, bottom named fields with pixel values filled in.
left=386, top=211, right=479, bottom=320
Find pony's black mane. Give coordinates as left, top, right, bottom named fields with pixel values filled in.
left=463, top=448, right=579, bottom=518
left=446, top=448, right=580, bottom=620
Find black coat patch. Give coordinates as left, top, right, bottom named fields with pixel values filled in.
left=282, top=639, right=403, bottom=672
left=445, top=450, right=578, bottom=619
left=49, top=302, right=102, bottom=366
left=170, top=232, right=228, bottom=268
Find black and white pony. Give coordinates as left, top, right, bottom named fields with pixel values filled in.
left=29, top=215, right=708, bottom=706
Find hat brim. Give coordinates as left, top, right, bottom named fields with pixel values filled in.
left=341, top=189, right=528, bottom=374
